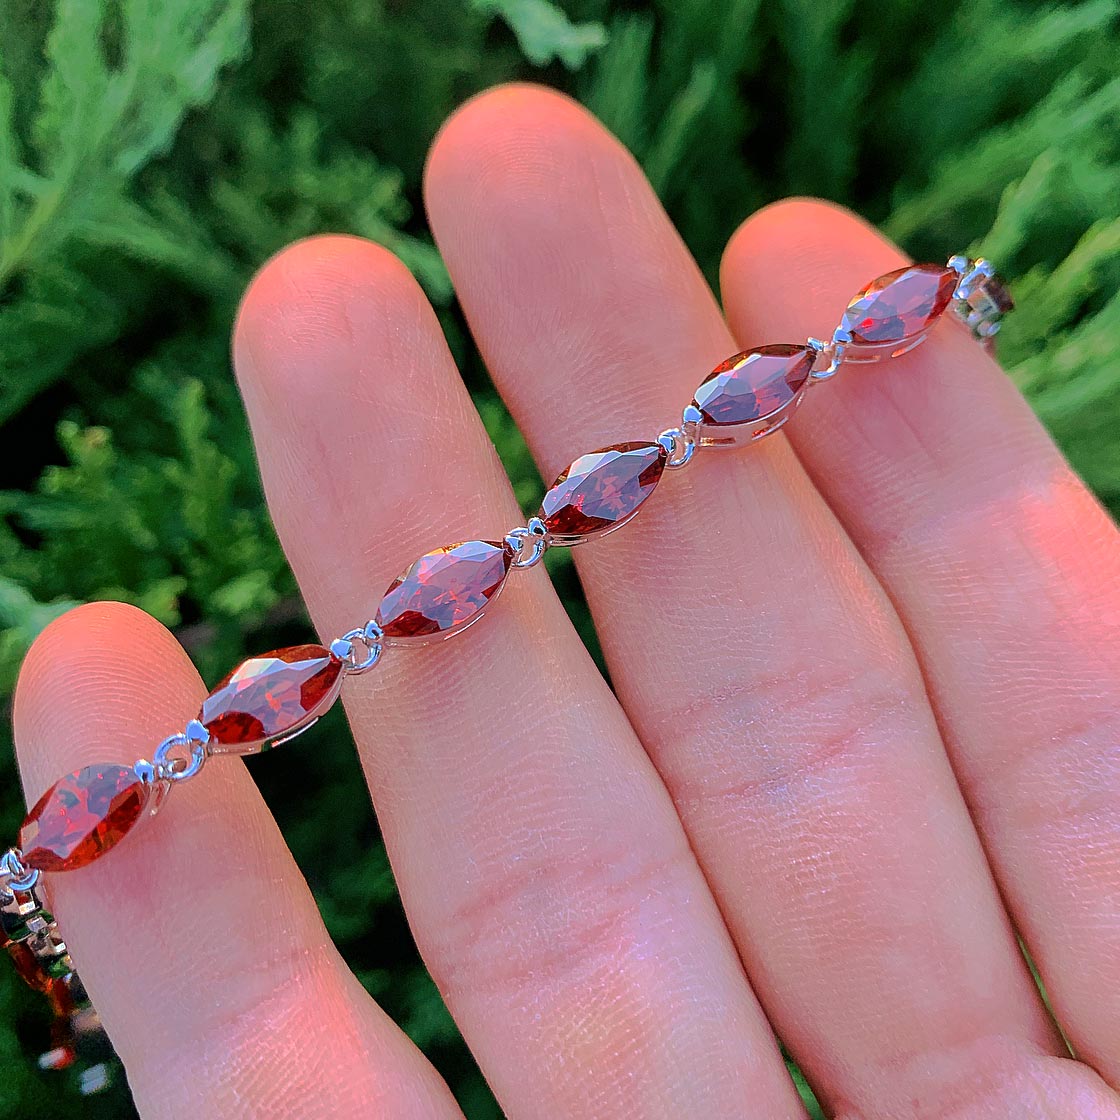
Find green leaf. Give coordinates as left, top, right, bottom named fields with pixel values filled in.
left=474, top=0, right=607, bottom=69
left=1, top=0, right=249, bottom=292
left=0, top=576, right=79, bottom=691
left=644, top=60, right=717, bottom=194
left=0, top=62, right=18, bottom=242
left=32, top=0, right=111, bottom=177
left=582, top=15, right=654, bottom=153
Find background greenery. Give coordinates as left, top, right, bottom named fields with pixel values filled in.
left=0, top=0, right=1117, bottom=1115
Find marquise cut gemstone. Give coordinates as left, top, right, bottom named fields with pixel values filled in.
left=200, top=644, right=342, bottom=747
left=841, top=263, right=957, bottom=344
left=19, top=765, right=149, bottom=873
left=376, top=541, right=512, bottom=640
left=693, top=345, right=814, bottom=426
left=540, top=442, right=667, bottom=539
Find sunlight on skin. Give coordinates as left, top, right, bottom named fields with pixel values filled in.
left=11, top=83, right=1119, bottom=1120
left=722, top=198, right=1120, bottom=1091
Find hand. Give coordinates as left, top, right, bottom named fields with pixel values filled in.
left=14, top=85, right=1120, bottom=1120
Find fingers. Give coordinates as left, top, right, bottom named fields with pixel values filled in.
left=422, top=84, right=1087, bottom=1117
left=232, top=235, right=805, bottom=1119
left=722, top=199, right=1120, bottom=1086
left=12, top=602, right=461, bottom=1120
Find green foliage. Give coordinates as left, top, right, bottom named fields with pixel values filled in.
left=0, top=0, right=1117, bottom=1115
left=474, top=0, right=607, bottom=67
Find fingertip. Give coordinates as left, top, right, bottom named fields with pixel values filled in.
left=423, top=81, right=641, bottom=266
left=424, top=82, right=600, bottom=203
left=233, top=234, right=437, bottom=420
left=720, top=197, right=906, bottom=341
left=13, top=601, right=202, bottom=799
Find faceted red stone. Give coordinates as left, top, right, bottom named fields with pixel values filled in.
left=693, top=345, right=814, bottom=426
left=5, top=940, right=55, bottom=993
left=47, top=973, right=81, bottom=1018
left=540, top=442, right=667, bottom=540
left=376, top=541, right=512, bottom=640
left=200, top=645, right=342, bottom=747
left=967, top=273, right=1015, bottom=317
left=19, top=765, right=149, bottom=873
left=841, top=263, right=957, bottom=344
left=986, top=276, right=1014, bottom=313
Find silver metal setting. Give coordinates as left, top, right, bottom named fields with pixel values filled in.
left=505, top=516, right=549, bottom=569
left=150, top=727, right=209, bottom=783
left=0, top=847, right=40, bottom=895
left=332, top=619, right=385, bottom=674
left=829, top=321, right=936, bottom=365
left=132, top=758, right=172, bottom=816
left=807, top=329, right=850, bottom=381
left=949, top=255, right=1010, bottom=343
left=690, top=390, right=809, bottom=449
left=657, top=415, right=696, bottom=469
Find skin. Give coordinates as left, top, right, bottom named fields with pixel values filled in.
left=11, top=84, right=1120, bottom=1119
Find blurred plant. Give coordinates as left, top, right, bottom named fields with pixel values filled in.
left=0, top=0, right=1117, bottom=1116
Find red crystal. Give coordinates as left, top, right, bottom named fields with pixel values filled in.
left=693, top=345, right=814, bottom=426
left=19, top=765, right=149, bottom=873
left=200, top=644, right=342, bottom=747
left=540, top=442, right=667, bottom=540
left=376, top=541, right=512, bottom=640
left=986, top=276, right=1014, bottom=313
left=967, top=273, right=1014, bottom=317
left=841, top=263, right=957, bottom=344
left=5, top=941, right=55, bottom=993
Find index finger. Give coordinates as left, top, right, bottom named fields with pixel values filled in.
left=12, top=602, right=461, bottom=1118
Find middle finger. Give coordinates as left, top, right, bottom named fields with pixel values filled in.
left=232, top=234, right=803, bottom=1119
left=425, top=85, right=1062, bottom=1116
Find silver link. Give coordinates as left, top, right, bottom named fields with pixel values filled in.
left=331, top=619, right=385, bottom=675
left=505, top=515, right=549, bottom=569
left=657, top=408, right=697, bottom=469
left=948, top=254, right=1011, bottom=344
left=0, top=847, right=40, bottom=895
left=149, top=723, right=209, bottom=783
left=807, top=327, right=850, bottom=382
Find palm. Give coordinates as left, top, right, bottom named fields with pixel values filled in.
left=15, top=85, right=1120, bottom=1119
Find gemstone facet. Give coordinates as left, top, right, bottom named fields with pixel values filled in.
left=693, top=345, right=814, bottom=427
left=200, top=644, right=343, bottom=751
left=540, top=442, right=667, bottom=542
left=376, top=541, right=513, bottom=641
left=19, top=765, right=149, bottom=872
left=965, top=273, right=1014, bottom=318
left=841, top=263, right=957, bottom=344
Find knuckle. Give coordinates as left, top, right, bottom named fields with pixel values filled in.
left=664, top=658, right=926, bottom=813
left=424, top=832, right=694, bottom=1001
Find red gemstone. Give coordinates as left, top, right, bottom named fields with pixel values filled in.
left=200, top=645, right=342, bottom=748
left=376, top=541, right=512, bottom=640
left=540, top=442, right=667, bottom=541
left=967, top=273, right=1014, bottom=317
left=841, top=264, right=957, bottom=344
left=19, top=765, right=149, bottom=873
left=693, top=345, right=814, bottom=426
left=5, top=941, right=55, bottom=993
left=47, top=973, right=81, bottom=1018
left=986, top=276, right=1014, bottom=313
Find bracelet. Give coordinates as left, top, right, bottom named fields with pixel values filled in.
left=1, top=253, right=1012, bottom=1088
